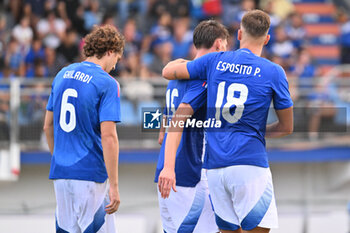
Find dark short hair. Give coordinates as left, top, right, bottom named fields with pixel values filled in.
left=193, top=20, right=229, bottom=49
left=241, top=10, right=270, bottom=38
left=83, top=25, right=125, bottom=59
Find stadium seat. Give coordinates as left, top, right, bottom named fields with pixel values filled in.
left=305, top=24, right=340, bottom=37
left=303, top=14, right=335, bottom=24
left=308, top=45, right=340, bottom=58
left=308, top=45, right=340, bottom=65
left=294, top=3, right=336, bottom=15
left=310, top=35, right=338, bottom=46
left=308, top=44, right=340, bottom=65
left=293, top=1, right=341, bottom=66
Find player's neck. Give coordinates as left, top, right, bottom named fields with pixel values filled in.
left=239, top=42, right=263, bottom=57
left=194, top=48, right=214, bottom=59
left=85, top=57, right=107, bottom=71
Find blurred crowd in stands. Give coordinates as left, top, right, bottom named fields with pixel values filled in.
left=0, top=0, right=349, bottom=140
left=0, top=0, right=349, bottom=79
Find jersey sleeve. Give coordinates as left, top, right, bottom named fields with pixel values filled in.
left=186, top=52, right=218, bottom=80
left=163, top=105, right=167, bottom=117
left=46, top=79, right=55, bottom=111
left=46, top=90, right=53, bottom=111
left=99, top=79, right=121, bottom=123
left=181, top=80, right=207, bottom=112
left=271, top=64, right=294, bottom=110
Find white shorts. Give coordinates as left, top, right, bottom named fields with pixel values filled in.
left=53, top=179, right=116, bottom=233
left=207, top=165, right=278, bottom=231
left=157, top=179, right=218, bottom=233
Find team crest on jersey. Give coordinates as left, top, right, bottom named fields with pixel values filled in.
left=143, top=108, right=162, bottom=129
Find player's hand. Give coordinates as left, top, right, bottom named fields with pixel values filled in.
left=105, top=185, right=120, bottom=214
left=158, top=168, right=177, bottom=199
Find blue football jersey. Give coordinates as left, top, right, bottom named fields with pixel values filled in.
left=187, top=48, right=293, bottom=169
left=47, top=61, right=121, bottom=183
left=154, top=79, right=207, bottom=187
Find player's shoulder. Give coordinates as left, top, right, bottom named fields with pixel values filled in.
left=258, top=56, right=284, bottom=73
left=101, top=74, right=120, bottom=92
left=65, top=62, right=82, bottom=71
left=168, top=79, right=204, bottom=90
left=53, top=62, right=79, bottom=83
left=166, top=80, right=176, bottom=90
left=90, top=66, right=119, bottom=87
left=199, top=51, right=223, bottom=61
left=266, top=59, right=286, bottom=76
left=260, top=59, right=287, bottom=83
left=167, top=80, right=177, bottom=87
left=167, top=80, right=186, bottom=94
left=94, top=74, right=120, bottom=99
left=210, top=51, right=225, bottom=59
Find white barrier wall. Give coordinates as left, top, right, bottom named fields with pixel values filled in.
left=1, top=163, right=350, bottom=233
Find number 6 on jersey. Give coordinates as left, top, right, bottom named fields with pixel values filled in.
left=215, top=82, right=248, bottom=123
left=60, top=88, right=78, bottom=132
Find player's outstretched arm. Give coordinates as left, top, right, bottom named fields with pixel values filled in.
left=162, top=59, right=190, bottom=80
left=158, top=103, right=194, bottom=198
left=43, top=110, right=54, bottom=155
left=266, top=106, right=294, bottom=138
left=101, top=121, right=120, bottom=214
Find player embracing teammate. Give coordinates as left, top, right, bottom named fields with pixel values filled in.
left=155, top=20, right=229, bottom=233
left=160, top=10, right=293, bottom=233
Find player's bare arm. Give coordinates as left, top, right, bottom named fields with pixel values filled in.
left=43, top=110, right=54, bottom=155
left=159, top=104, right=195, bottom=199
left=101, top=121, right=120, bottom=214
left=158, top=115, right=167, bottom=145
left=265, top=106, right=294, bottom=138
left=162, top=59, right=190, bottom=80
left=159, top=103, right=194, bottom=198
